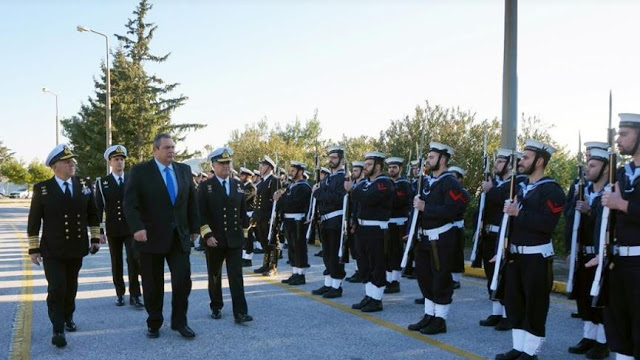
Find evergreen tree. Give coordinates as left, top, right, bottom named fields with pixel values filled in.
left=0, top=140, right=15, bottom=166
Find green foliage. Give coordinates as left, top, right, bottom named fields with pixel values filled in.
left=27, top=160, right=53, bottom=185
left=0, top=141, right=14, bottom=166
left=0, top=159, right=28, bottom=185
left=62, top=0, right=204, bottom=178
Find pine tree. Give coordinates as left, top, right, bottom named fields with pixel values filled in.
left=62, top=0, right=204, bottom=178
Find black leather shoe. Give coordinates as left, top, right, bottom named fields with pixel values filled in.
left=568, top=338, right=597, bottom=354
left=146, top=328, right=159, bottom=339
left=494, top=317, right=512, bottom=331
left=570, top=312, right=581, bottom=318
left=515, top=354, right=537, bottom=360
left=242, top=259, right=252, bottom=268
left=51, top=332, right=67, bottom=347
left=361, top=299, right=383, bottom=313
left=130, top=295, right=144, bottom=308
left=419, top=316, right=446, bottom=334
left=352, top=296, right=371, bottom=310
left=282, top=274, right=296, bottom=284
left=585, top=342, right=610, bottom=359
left=384, top=281, right=400, bottom=294
left=414, top=298, right=425, bottom=305
left=346, top=270, right=362, bottom=283
left=289, top=274, right=306, bottom=286
left=254, top=248, right=264, bottom=254
left=262, top=267, right=277, bottom=276
left=253, top=265, right=267, bottom=274
left=479, top=315, right=502, bottom=327
left=64, top=320, right=76, bottom=332
left=452, top=281, right=461, bottom=289
left=495, top=349, right=522, bottom=360
left=115, top=296, right=125, bottom=306
left=172, top=325, right=196, bottom=338
left=194, top=245, right=205, bottom=252
left=311, top=285, right=331, bottom=295
left=314, top=250, right=323, bottom=257
left=408, top=315, right=432, bottom=331
left=234, top=313, right=253, bottom=323
left=211, top=309, right=222, bottom=320
left=322, top=287, right=343, bottom=299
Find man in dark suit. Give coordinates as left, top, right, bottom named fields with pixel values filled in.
left=198, top=147, right=253, bottom=323
left=27, top=144, right=101, bottom=348
left=95, top=145, right=143, bottom=308
left=123, top=133, right=199, bottom=339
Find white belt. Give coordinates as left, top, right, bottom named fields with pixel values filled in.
left=509, top=243, right=555, bottom=258
left=320, top=210, right=343, bottom=221
left=613, top=245, right=640, bottom=257
left=284, top=213, right=306, bottom=220
left=582, top=246, right=596, bottom=255
left=388, top=217, right=408, bottom=225
left=246, top=211, right=254, bottom=218
left=357, top=219, right=389, bottom=229
left=420, top=221, right=463, bottom=241
left=485, top=224, right=500, bottom=233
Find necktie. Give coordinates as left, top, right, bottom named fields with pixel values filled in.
left=64, top=181, right=71, bottom=199
left=118, top=177, right=123, bottom=187
left=222, top=180, right=228, bottom=196
left=164, top=167, right=176, bottom=205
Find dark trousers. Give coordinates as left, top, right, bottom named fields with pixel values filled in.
left=43, top=257, right=83, bottom=333
left=481, top=232, right=498, bottom=297
left=285, top=220, right=308, bottom=268
left=415, top=230, right=456, bottom=304
left=603, top=257, right=640, bottom=358
left=321, top=227, right=345, bottom=279
left=504, top=253, right=553, bottom=337
left=244, top=227, right=256, bottom=254
left=139, top=236, right=192, bottom=330
left=108, top=235, right=141, bottom=297
left=452, top=227, right=465, bottom=273
left=205, top=246, right=248, bottom=316
left=574, top=254, right=603, bottom=324
left=355, top=226, right=386, bottom=287
left=386, top=224, right=403, bottom=272
left=348, top=227, right=358, bottom=260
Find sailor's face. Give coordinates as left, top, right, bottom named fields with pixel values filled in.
left=363, top=159, right=375, bottom=177
left=328, top=153, right=341, bottom=169
left=585, top=159, right=606, bottom=182
left=617, top=127, right=639, bottom=156
left=494, top=157, right=507, bottom=174
left=388, top=164, right=400, bottom=177
left=351, top=167, right=362, bottom=179
left=425, top=152, right=439, bottom=171
left=518, top=150, right=536, bottom=173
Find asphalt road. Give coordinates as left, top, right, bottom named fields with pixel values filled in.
left=1, top=202, right=593, bottom=360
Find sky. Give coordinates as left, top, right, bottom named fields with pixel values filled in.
left=1, top=0, right=640, bottom=163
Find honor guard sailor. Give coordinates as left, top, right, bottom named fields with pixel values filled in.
left=448, top=166, right=467, bottom=290
left=252, top=155, right=280, bottom=276
left=198, top=147, right=252, bottom=323
left=601, top=113, right=640, bottom=360
left=276, top=161, right=312, bottom=285
left=496, top=139, right=565, bottom=360
left=346, top=151, right=395, bottom=312
left=346, top=161, right=365, bottom=283
left=408, top=142, right=469, bottom=335
left=311, top=146, right=347, bottom=298
left=96, top=145, right=144, bottom=308
left=27, top=144, right=101, bottom=348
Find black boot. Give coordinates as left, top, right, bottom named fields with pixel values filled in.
left=568, top=338, right=596, bottom=354
left=282, top=274, right=297, bottom=284
left=479, top=315, right=502, bottom=327
left=361, top=299, right=383, bottom=312
left=242, top=259, right=252, bottom=267
left=414, top=298, right=425, bottom=305
left=254, top=251, right=270, bottom=274
left=514, top=354, right=537, bottom=360
left=585, top=342, right=610, bottom=359
left=323, top=287, right=343, bottom=299
left=346, top=270, right=362, bottom=283
left=408, top=315, right=432, bottom=331
left=262, top=248, right=279, bottom=276
left=312, top=285, right=331, bottom=295
left=494, top=349, right=522, bottom=360
left=384, top=281, right=400, bottom=294
left=51, top=332, right=67, bottom=348
left=289, top=274, right=306, bottom=285
left=419, top=316, right=446, bottom=335
left=494, top=317, right=512, bottom=331
left=352, top=296, right=371, bottom=310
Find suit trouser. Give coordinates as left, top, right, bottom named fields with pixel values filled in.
left=285, top=219, right=308, bottom=268
left=205, top=246, right=248, bottom=316
left=386, top=224, right=403, bottom=272
left=504, top=253, right=553, bottom=337
left=355, top=226, right=386, bottom=288
left=603, top=256, right=640, bottom=359
left=108, top=234, right=141, bottom=297
left=139, top=236, right=192, bottom=330
left=43, top=257, right=83, bottom=333
left=481, top=232, right=498, bottom=297
left=321, top=227, right=345, bottom=279
left=415, top=230, right=455, bottom=304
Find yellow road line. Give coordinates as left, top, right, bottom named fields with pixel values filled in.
left=8, top=223, right=33, bottom=360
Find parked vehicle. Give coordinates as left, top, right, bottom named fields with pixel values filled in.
left=9, top=188, right=29, bottom=199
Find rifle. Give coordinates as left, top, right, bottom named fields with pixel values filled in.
left=591, top=91, right=615, bottom=308
left=401, top=134, right=425, bottom=268
left=405, top=149, right=412, bottom=179
left=267, top=152, right=280, bottom=245
left=305, top=141, right=319, bottom=242
left=338, top=148, right=350, bottom=263
left=489, top=152, right=518, bottom=300
left=470, top=131, right=489, bottom=268
left=566, top=134, right=585, bottom=295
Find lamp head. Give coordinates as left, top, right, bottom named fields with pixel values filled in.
left=76, top=25, right=89, bottom=32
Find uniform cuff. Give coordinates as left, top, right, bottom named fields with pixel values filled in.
left=28, top=248, right=40, bottom=255
left=200, top=225, right=213, bottom=239
left=28, top=235, right=39, bottom=250
left=90, top=226, right=100, bottom=239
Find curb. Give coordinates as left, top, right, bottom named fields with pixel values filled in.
left=464, top=263, right=568, bottom=295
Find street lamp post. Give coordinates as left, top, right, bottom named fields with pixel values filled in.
left=77, top=25, right=111, bottom=174
left=42, top=87, right=59, bottom=146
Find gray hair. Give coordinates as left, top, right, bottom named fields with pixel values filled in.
left=153, top=133, right=172, bottom=148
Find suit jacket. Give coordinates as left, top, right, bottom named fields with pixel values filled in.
left=95, top=173, right=130, bottom=237
left=27, top=176, right=100, bottom=258
left=198, top=177, right=248, bottom=249
left=123, top=159, right=199, bottom=254
left=253, top=174, right=278, bottom=222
